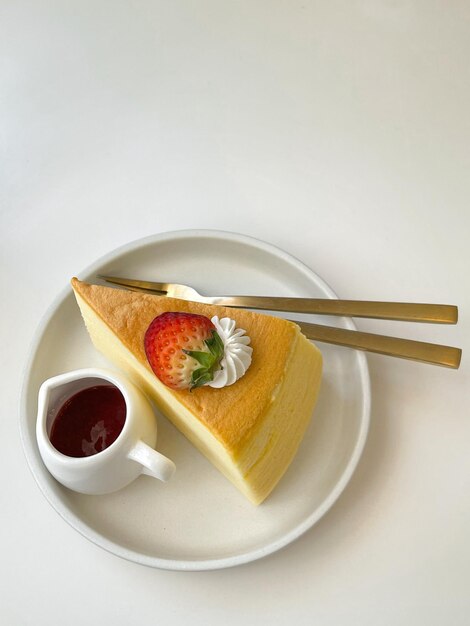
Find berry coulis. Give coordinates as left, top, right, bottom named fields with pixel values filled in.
left=49, top=385, right=126, bottom=458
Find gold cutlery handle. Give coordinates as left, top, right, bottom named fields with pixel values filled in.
left=295, top=321, right=461, bottom=368
left=216, top=297, right=458, bottom=324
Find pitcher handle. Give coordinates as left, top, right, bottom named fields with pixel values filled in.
left=128, top=440, right=175, bottom=482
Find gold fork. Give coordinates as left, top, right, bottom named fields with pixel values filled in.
left=97, top=275, right=461, bottom=369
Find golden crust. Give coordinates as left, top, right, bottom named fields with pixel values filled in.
left=71, top=278, right=299, bottom=454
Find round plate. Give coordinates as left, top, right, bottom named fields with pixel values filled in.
left=20, top=230, right=370, bottom=571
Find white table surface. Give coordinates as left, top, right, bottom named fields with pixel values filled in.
left=2, top=2, right=469, bottom=624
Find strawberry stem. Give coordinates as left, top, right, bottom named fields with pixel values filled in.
left=183, top=330, right=225, bottom=390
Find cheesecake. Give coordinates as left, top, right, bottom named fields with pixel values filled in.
left=71, top=278, right=323, bottom=504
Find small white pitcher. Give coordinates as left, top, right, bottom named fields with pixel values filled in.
left=36, top=367, right=175, bottom=494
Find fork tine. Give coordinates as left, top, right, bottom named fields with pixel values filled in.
left=97, top=275, right=169, bottom=294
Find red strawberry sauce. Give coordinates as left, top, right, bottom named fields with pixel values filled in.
left=49, top=385, right=126, bottom=458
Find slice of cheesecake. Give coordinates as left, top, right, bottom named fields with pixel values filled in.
left=71, top=278, right=322, bottom=505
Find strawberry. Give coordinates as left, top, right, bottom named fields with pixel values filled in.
left=144, top=312, right=225, bottom=390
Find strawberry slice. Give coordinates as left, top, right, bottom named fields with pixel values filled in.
left=144, top=312, right=225, bottom=390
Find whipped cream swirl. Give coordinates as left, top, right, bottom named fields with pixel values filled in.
left=207, top=316, right=253, bottom=388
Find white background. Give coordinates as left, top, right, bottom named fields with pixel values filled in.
left=1, top=1, right=469, bottom=624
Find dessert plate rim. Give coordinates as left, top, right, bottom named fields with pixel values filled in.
left=19, top=229, right=371, bottom=571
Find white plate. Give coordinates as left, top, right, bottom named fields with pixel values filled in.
left=20, top=230, right=370, bottom=571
